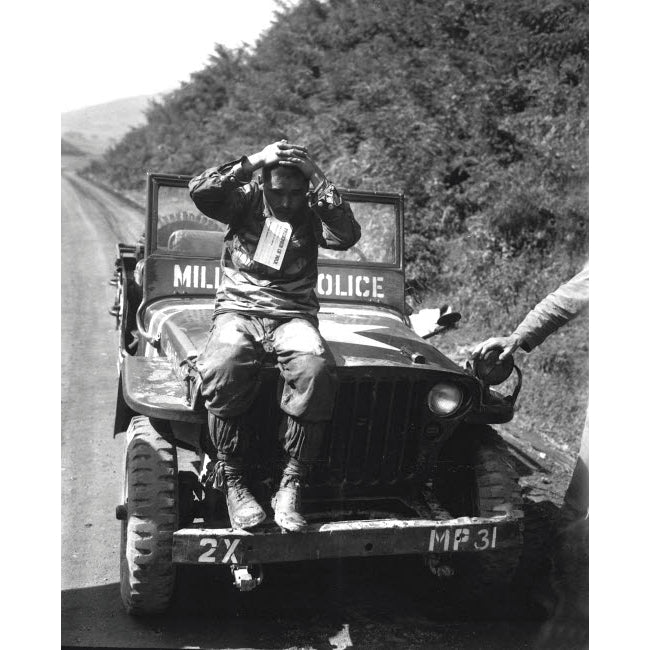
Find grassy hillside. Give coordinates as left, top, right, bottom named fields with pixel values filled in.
left=61, top=94, right=164, bottom=155
left=87, top=0, right=588, bottom=457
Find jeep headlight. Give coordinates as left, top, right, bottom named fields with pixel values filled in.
left=427, top=383, right=463, bottom=416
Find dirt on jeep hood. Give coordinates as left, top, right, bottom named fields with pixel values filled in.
left=144, top=299, right=467, bottom=375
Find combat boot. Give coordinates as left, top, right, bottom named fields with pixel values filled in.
left=272, top=458, right=308, bottom=532
left=211, top=458, right=267, bottom=530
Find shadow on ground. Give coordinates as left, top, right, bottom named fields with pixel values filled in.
left=62, top=450, right=587, bottom=649
left=62, top=550, right=565, bottom=649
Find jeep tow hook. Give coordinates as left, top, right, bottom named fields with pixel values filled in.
left=425, top=555, right=455, bottom=578
left=231, top=564, right=264, bottom=592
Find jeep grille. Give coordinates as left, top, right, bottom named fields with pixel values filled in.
left=313, top=377, right=430, bottom=489
left=249, top=375, right=432, bottom=494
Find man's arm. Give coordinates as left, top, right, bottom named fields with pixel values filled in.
left=190, top=140, right=319, bottom=223
left=188, top=159, right=256, bottom=225
left=471, top=263, right=589, bottom=360
left=511, top=264, right=589, bottom=352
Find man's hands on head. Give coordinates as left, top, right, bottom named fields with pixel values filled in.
left=470, top=334, right=523, bottom=362
left=248, top=140, right=326, bottom=187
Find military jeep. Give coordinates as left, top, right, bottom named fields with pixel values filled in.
left=111, top=172, right=524, bottom=615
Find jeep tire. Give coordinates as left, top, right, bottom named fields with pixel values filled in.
left=120, top=416, right=178, bottom=615
left=431, top=425, right=523, bottom=606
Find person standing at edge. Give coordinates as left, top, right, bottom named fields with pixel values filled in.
left=470, top=264, right=589, bottom=523
left=470, top=263, right=589, bottom=634
left=188, top=140, right=361, bottom=532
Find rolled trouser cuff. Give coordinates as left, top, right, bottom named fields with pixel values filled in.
left=208, top=411, right=252, bottom=457
left=282, top=416, right=327, bottom=462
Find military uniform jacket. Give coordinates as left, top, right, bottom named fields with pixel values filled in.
left=189, top=159, right=361, bottom=322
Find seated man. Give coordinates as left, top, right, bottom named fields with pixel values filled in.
left=189, top=140, right=361, bottom=531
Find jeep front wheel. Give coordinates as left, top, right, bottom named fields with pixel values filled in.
left=120, top=416, right=178, bottom=615
left=430, top=425, right=523, bottom=604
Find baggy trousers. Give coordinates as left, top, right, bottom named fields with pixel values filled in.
left=195, top=312, right=338, bottom=462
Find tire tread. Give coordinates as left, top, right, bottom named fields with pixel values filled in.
left=120, top=416, right=178, bottom=615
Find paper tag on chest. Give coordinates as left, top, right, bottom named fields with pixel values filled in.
left=253, top=217, right=293, bottom=269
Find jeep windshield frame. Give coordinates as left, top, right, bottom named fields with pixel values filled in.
left=143, top=173, right=406, bottom=313
left=145, top=174, right=403, bottom=270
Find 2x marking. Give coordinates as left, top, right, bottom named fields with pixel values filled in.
left=198, top=538, right=241, bottom=564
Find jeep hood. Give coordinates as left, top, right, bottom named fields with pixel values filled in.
left=144, top=299, right=467, bottom=377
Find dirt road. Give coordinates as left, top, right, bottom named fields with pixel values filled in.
left=61, top=171, right=568, bottom=649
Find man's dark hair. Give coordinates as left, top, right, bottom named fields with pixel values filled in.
left=262, top=163, right=308, bottom=186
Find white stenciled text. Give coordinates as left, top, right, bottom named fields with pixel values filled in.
left=317, top=273, right=384, bottom=298
left=173, top=264, right=220, bottom=290
left=428, top=527, right=498, bottom=552
left=172, top=264, right=385, bottom=300
left=197, top=537, right=241, bottom=564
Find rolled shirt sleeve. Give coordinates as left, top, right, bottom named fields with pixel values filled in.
left=188, top=158, right=254, bottom=225
left=513, top=263, right=589, bottom=352
left=187, top=158, right=361, bottom=320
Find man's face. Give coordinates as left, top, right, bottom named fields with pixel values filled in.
left=263, top=167, right=308, bottom=222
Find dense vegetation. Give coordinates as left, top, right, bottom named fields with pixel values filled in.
left=89, top=0, right=588, bottom=451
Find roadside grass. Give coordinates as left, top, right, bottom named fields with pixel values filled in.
left=439, top=314, right=587, bottom=448
left=425, top=271, right=588, bottom=463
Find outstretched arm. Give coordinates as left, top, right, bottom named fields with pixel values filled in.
left=471, top=264, right=589, bottom=361
left=511, top=264, right=589, bottom=352
left=471, top=333, right=524, bottom=362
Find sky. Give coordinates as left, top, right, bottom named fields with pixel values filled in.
left=59, top=0, right=287, bottom=112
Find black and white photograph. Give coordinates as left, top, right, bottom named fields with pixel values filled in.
left=57, top=0, right=602, bottom=647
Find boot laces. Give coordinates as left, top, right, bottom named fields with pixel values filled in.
left=278, top=474, right=302, bottom=510
left=227, top=473, right=256, bottom=504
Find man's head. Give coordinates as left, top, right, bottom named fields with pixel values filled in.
left=262, top=164, right=309, bottom=222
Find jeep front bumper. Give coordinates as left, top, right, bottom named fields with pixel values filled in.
left=172, top=514, right=522, bottom=566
